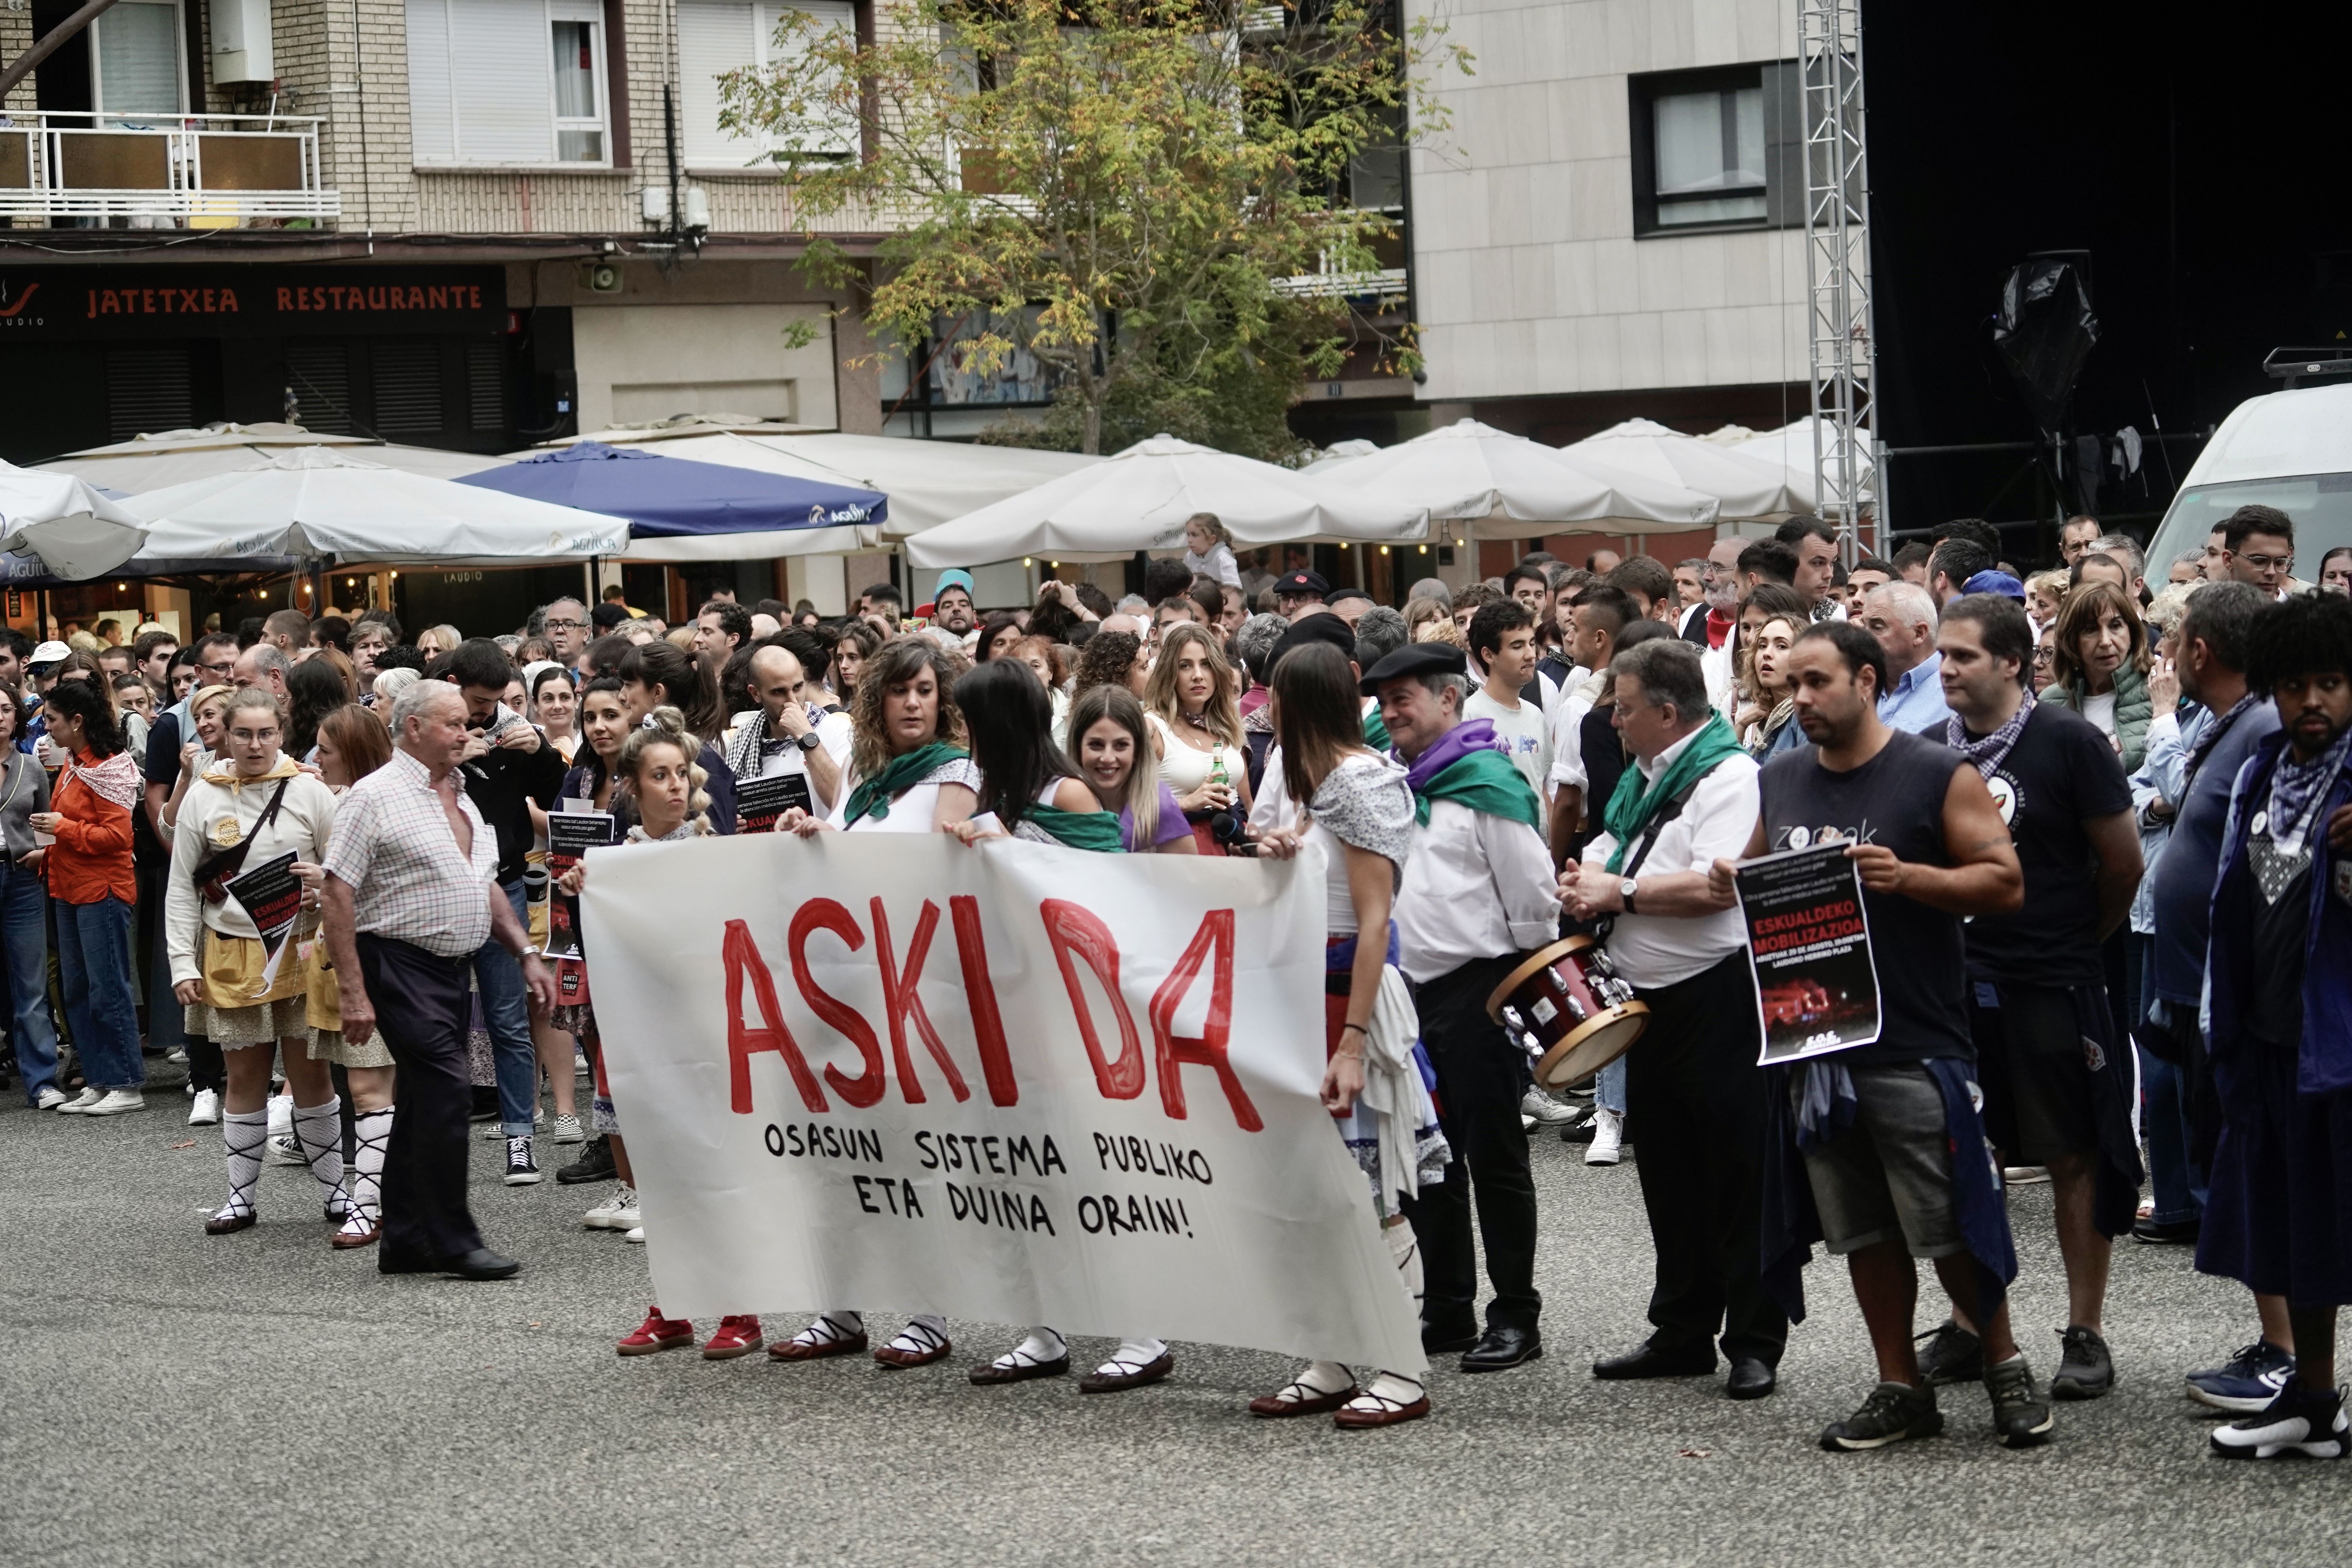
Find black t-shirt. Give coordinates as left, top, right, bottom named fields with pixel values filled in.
left=1759, top=728, right=1974, bottom=1063
left=1960, top=703, right=2133, bottom=987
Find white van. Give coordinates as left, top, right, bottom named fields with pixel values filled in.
left=2144, top=381, right=2352, bottom=579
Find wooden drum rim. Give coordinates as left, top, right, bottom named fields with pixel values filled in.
left=1483, top=934, right=1597, bottom=1024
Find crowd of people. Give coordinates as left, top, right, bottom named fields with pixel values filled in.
left=7, top=498, right=2350, bottom=1457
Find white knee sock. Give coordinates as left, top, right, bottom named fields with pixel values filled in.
left=1296, top=1359, right=1354, bottom=1396
left=1361, top=1370, right=1425, bottom=1404
left=218, top=1108, right=266, bottom=1221
left=909, top=1312, right=947, bottom=1337
left=344, top=1109, right=392, bottom=1233
left=1384, top=1214, right=1424, bottom=1310
left=291, top=1095, right=348, bottom=1218
left=998, top=1327, right=1066, bottom=1367
left=1098, top=1337, right=1167, bottom=1374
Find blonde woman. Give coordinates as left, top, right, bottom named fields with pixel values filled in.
left=1142, top=622, right=1251, bottom=853
left=167, top=688, right=345, bottom=1235
left=2025, top=569, right=2069, bottom=639
left=415, top=624, right=464, bottom=661
left=160, top=684, right=237, bottom=837
left=1732, top=584, right=1811, bottom=760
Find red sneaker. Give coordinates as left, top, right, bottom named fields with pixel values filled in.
left=617, top=1306, right=694, bottom=1356
left=702, top=1315, right=765, bottom=1359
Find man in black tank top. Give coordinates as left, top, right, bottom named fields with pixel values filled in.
left=1711, top=622, right=2051, bottom=1452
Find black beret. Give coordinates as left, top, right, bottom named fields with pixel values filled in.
left=1274, top=570, right=1330, bottom=597
left=1269, top=609, right=1359, bottom=674
left=1358, top=641, right=1466, bottom=695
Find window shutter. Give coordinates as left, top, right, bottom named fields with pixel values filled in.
left=106, top=346, right=192, bottom=442
left=406, top=0, right=457, bottom=162
left=372, top=342, right=445, bottom=436
left=678, top=0, right=763, bottom=168
left=760, top=1, right=857, bottom=158
left=448, top=0, right=555, bottom=163
left=285, top=341, right=354, bottom=434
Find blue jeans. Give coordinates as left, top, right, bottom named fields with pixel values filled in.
left=2127, top=932, right=2203, bottom=1225
left=473, top=877, right=537, bottom=1136
left=0, top=860, right=59, bottom=1102
left=56, top=893, right=142, bottom=1092
left=1596, top=1054, right=1628, bottom=1116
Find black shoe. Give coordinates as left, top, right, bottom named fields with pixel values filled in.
left=1460, top=1325, right=1542, bottom=1373
left=2051, top=1325, right=2114, bottom=1400
left=557, top=1135, right=616, bottom=1185
left=445, top=1247, right=521, bottom=1281
left=1820, top=1381, right=1942, bottom=1452
left=2133, top=1215, right=2201, bottom=1245
left=503, top=1135, right=542, bottom=1186
left=1593, top=1339, right=1716, bottom=1380
left=1916, top=1318, right=1984, bottom=1386
left=1421, top=1319, right=1478, bottom=1355
left=469, top=1087, right=500, bottom=1122
left=1984, top=1353, right=2054, bottom=1447
left=2211, top=1382, right=2351, bottom=1460
left=1726, top=1357, right=1777, bottom=1400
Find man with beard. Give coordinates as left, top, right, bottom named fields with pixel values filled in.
left=930, top=572, right=979, bottom=639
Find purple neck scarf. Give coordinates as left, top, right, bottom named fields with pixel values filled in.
left=1403, top=719, right=1498, bottom=793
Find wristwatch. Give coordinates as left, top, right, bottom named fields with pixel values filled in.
left=1619, top=877, right=1639, bottom=914
left=795, top=731, right=822, bottom=753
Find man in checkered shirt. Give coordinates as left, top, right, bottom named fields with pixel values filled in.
left=322, top=679, right=556, bottom=1281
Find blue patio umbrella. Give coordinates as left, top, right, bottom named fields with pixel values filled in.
left=457, top=442, right=887, bottom=547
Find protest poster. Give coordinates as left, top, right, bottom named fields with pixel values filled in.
left=735, top=770, right=814, bottom=833
left=223, top=850, right=304, bottom=992
left=581, top=833, right=1423, bottom=1373
left=545, top=810, right=617, bottom=963
left=1734, top=841, right=1882, bottom=1065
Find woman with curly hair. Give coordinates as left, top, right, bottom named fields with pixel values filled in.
left=774, top=635, right=976, bottom=1370
left=1069, top=628, right=1148, bottom=701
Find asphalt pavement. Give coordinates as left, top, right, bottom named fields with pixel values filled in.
left=0, top=1089, right=2339, bottom=1568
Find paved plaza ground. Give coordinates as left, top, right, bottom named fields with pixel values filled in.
left=2, top=1093, right=2339, bottom=1567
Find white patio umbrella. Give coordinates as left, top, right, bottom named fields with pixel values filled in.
left=1729, top=417, right=1877, bottom=514
left=1298, top=438, right=1380, bottom=474
left=119, top=449, right=628, bottom=566
left=1306, top=418, right=1718, bottom=537
left=906, top=434, right=1426, bottom=568
left=538, top=428, right=1102, bottom=547
left=1563, top=418, right=1805, bottom=520
left=0, top=457, right=150, bottom=580
left=38, top=422, right=509, bottom=494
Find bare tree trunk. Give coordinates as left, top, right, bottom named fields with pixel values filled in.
left=0, top=0, right=124, bottom=101
left=1082, top=399, right=1101, bottom=457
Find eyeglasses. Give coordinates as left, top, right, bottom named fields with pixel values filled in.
left=544, top=618, right=588, bottom=632
left=2238, top=552, right=2294, bottom=573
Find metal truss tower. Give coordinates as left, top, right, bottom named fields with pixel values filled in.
left=1800, top=0, right=1881, bottom=554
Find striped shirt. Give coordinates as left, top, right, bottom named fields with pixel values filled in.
left=322, top=748, right=499, bottom=957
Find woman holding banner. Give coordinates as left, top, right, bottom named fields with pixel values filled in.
left=947, top=659, right=1179, bottom=1393
left=1250, top=642, right=1444, bottom=1428
left=165, top=688, right=347, bottom=1236
left=775, top=637, right=977, bottom=1370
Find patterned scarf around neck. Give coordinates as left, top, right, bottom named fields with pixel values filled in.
left=1946, top=690, right=2036, bottom=778
left=2265, top=721, right=2352, bottom=856
left=2183, top=692, right=2263, bottom=789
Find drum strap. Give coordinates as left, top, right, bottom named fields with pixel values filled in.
left=1595, top=758, right=1727, bottom=943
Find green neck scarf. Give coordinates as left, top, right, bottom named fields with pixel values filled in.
left=1025, top=802, right=1125, bottom=853
left=1601, top=713, right=1744, bottom=873
left=1363, top=705, right=1391, bottom=750
left=1412, top=749, right=1543, bottom=831
left=843, top=743, right=967, bottom=826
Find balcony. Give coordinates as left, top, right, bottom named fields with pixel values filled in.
left=0, top=112, right=340, bottom=227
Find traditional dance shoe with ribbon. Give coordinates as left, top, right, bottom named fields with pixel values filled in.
left=1249, top=1363, right=1358, bottom=1417
left=1080, top=1341, right=1173, bottom=1394
left=1332, top=1375, right=1430, bottom=1429
left=204, top=1205, right=257, bottom=1236
left=873, top=1318, right=953, bottom=1369
left=970, top=1331, right=1071, bottom=1385
left=769, top=1313, right=869, bottom=1362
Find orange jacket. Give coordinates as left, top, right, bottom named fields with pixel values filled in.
left=47, top=750, right=136, bottom=906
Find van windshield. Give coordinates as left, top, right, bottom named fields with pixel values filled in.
left=2147, top=473, right=2352, bottom=580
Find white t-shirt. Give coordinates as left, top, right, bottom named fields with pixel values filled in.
left=2082, top=691, right=2119, bottom=744
left=1464, top=686, right=1550, bottom=829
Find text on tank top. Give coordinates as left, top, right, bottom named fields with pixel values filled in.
left=1757, top=727, right=1973, bottom=1062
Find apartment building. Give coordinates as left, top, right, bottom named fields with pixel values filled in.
left=0, top=0, right=915, bottom=474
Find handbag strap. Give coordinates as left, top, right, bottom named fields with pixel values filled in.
left=195, top=775, right=294, bottom=889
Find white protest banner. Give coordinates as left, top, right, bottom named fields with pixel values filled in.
left=581, top=831, right=1424, bottom=1374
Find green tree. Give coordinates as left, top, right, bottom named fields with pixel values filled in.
left=721, top=0, right=1469, bottom=457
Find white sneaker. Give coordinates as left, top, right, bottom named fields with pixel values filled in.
left=267, top=1093, right=293, bottom=1141
left=188, top=1087, right=222, bottom=1127
left=1585, top=1108, right=1624, bottom=1166
left=83, top=1088, right=147, bottom=1116
left=584, top=1185, right=640, bottom=1230
left=549, top=1113, right=584, bottom=1144
left=1519, top=1086, right=1579, bottom=1129
left=165, top=1047, right=188, bottom=1064
left=34, top=1085, right=68, bottom=1111
left=2003, top=1166, right=2051, bottom=1186
left=268, top=1132, right=307, bottom=1166
left=55, top=1087, right=102, bottom=1114
left=622, top=1226, right=645, bottom=1244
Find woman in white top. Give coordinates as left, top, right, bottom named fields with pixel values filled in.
left=779, top=637, right=973, bottom=1370
left=167, top=688, right=346, bottom=1237
left=1249, top=641, right=1441, bottom=1428
left=1143, top=622, right=1252, bottom=854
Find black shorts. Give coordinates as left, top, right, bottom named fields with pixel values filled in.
left=1969, top=981, right=2099, bottom=1164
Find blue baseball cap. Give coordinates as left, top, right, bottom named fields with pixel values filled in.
left=1963, top=569, right=2026, bottom=601
left=934, top=569, right=976, bottom=600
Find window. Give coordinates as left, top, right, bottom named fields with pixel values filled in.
left=90, top=0, right=185, bottom=119
left=678, top=0, right=857, bottom=170
left=1629, top=63, right=1802, bottom=238
left=408, top=0, right=612, bottom=166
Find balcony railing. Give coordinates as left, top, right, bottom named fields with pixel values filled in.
left=0, top=111, right=340, bottom=226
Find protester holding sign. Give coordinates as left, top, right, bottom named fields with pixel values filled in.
left=1564, top=637, right=1786, bottom=1401
left=166, top=689, right=345, bottom=1235
left=720, top=644, right=851, bottom=829
left=1713, top=621, right=2044, bottom=1452
left=1373, top=642, right=1560, bottom=1375
left=1252, top=641, right=1444, bottom=1427
left=776, top=636, right=976, bottom=1367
